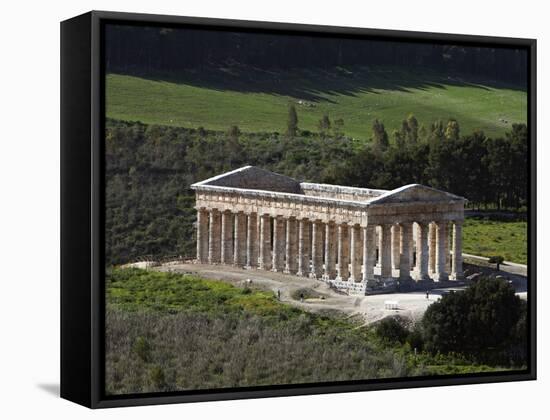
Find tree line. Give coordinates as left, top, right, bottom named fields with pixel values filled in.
left=105, top=115, right=527, bottom=265
left=105, top=24, right=527, bottom=86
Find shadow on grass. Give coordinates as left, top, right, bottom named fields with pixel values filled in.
left=107, top=64, right=526, bottom=104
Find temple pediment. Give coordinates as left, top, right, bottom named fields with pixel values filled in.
left=191, top=166, right=302, bottom=194
left=368, top=184, right=466, bottom=205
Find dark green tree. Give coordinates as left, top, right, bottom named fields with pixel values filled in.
left=375, top=317, right=408, bottom=344
left=406, top=114, right=419, bottom=143
left=445, top=119, right=460, bottom=141
left=507, top=123, right=528, bottom=208
left=429, top=120, right=445, bottom=143
left=287, top=103, right=299, bottom=137
left=422, top=278, right=523, bottom=361
left=333, top=118, right=345, bottom=138
left=318, top=114, right=331, bottom=135
left=489, top=255, right=505, bottom=270
left=372, top=119, right=389, bottom=151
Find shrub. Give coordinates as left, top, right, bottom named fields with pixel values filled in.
left=375, top=317, right=409, bottom=344
left=133, top=336, right=152, bottom=362
left=406, top=323, right=424, bottom=351
left=488, top=255, right=505, bottom=270
left=422, top=277, right=524, bottom=363
left=150, top=365, right=166, bottom=389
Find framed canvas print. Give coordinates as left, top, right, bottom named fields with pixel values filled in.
left=60, top=11, right=536, bottom=408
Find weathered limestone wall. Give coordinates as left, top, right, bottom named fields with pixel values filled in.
left=301, top=182, right=386, bottom=202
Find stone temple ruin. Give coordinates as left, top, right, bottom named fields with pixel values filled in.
left=191, top=166, right=465, bottom=295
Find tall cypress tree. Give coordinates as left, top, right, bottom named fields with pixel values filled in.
left=287, top=104, right=299, bottom=138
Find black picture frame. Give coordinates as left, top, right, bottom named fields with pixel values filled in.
left=60, top=10, right=537, bottom=409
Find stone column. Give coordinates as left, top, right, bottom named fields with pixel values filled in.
left=196, top=208, right=209, bottom=263
left=362, top=225, right=376, bottom=284
left=233, top=212, right=247, bottom=267
left=220, top=210, right=234, bottom=264
left=376, top=226, right=382, bottom=268
left=208, top=209, right=221, bottom=264
left=450, top=221, right=463, bottom=280
left=310, top=220, right=324, bottom=278
left=445, top=222, right=451, bottom=273
left=336, top=223, right=350, bottom=280
left=259, top=214, right=272, bottom=271
left=380, top=224, right=392, bottom=280
left=349, top=224, right=362, bottom=282
left=256, top=214, right=261, bottom=264
left=429, top=222, right=436, bottom=275
left=399, top=222, right=412, bottom=280
left=271, top=216, right=286, bottom=272
left=412, top=222, right=430, bottom=281
left=245, top=213, right=258, bottom=269
left=434, top=221, right=449, bottom=281
left=297, top=218, right=310, bottom=276
left=284, top=217, right=298, bottom=274
left=391, top=225, right=400, bottom=270
left=409, top=224, right=415, bottom=269
left=323, top=222, right=337, bottom=280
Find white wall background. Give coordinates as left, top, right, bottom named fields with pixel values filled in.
left=0, top=0, right=547, bottom=418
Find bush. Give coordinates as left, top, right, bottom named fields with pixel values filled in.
left=375, top=317, right=409, bottom=344
left=150, top=365, right=166, bottom=389
left=406, top=323, right=424, bottom=351
left=422, top=277, right=524, bottom=363
left=133, top=336, right=152, bottom=362
left=488, top=255, right=505, bottom=270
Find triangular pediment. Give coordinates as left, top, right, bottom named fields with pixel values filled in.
left=368, top=184, right=466, bottom=205
left=191, top=166, right=302, bottom=194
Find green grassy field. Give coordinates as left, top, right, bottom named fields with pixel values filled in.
left=106, top=67, right=526, bottom=140
left=463, top=218, right=527, bottom=264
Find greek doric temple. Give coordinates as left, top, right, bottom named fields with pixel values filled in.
left=191, top=166, right=465, bottom=294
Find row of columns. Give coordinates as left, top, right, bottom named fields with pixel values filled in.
left=196, top=208, right=463, bottom=283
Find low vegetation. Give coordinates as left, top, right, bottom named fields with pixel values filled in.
left=462, top=217, right=527, bottom=264
left=106, top=269, right=518, bottom=395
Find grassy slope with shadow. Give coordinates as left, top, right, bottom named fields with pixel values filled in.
left=106, top=66, right=526, bottom=139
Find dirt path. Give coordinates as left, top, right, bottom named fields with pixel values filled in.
left=155, top=263, right=458, bottom=324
